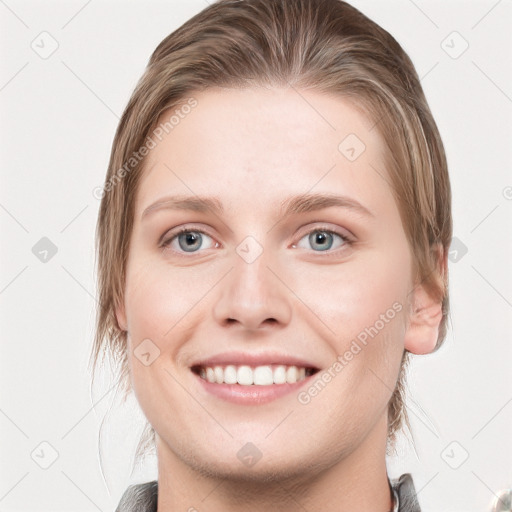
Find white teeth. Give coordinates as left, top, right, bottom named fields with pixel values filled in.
left=253, top=365, right=273, bottom=385
left=237, top=365, right=253, bottom=385
left=196, top=364, right=313, bottom=386
left=273, top=365, right=287, bottom=384
left=286, top=366, right=297, bottom=383
left=224, top=365, right=237, bottom=384
left=206, top=367, right=215, bottom=383
left=214, top=366, right=224, bottom=384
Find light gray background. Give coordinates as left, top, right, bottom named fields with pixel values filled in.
left=1, top=1, right=511, bottom=511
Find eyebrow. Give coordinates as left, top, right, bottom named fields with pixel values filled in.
left=140, top=192, right=374, bottom=220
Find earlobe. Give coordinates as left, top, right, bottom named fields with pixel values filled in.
left=404, top=284, right=443, bottom=355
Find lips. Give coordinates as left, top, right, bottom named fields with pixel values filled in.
left=189, top=351, right=322, bottom=405
left=189, top=351, right=321, bottom=370
left=193, top=364, right=318, bottom=385
left=190, top=351, right=321, bottom=387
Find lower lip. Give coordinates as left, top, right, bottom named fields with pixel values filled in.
left=192, top=371, right=317, bottom=405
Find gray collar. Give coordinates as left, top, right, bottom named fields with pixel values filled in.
left=390, top=473, right=422, bottom=512
left=116, top=472, right=421, bottom=512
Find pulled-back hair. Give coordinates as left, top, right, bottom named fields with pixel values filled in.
left=91, top=0, right=452, bottom=458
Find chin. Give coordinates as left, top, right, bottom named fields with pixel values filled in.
left=166, top=435, right=338, bottom=488
left=189, top=454, right=318, bottom=485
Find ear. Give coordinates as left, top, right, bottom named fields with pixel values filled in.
left=115, top=300, right=127, bottom=332
left=404, top=244, right=447, bottom=355
left=404, top=284, right=443, bottom=354
left=404, top=283, right=443, bottom=355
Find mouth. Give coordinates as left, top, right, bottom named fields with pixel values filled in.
left=190, top=363, right=321, bottom=405
left=191, top=364, right=319, bottom=386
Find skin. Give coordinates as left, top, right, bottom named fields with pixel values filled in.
left=115, top=86, right=443, bottom=511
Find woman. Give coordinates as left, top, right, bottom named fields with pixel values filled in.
left=92, top=0, right=452, bottom=510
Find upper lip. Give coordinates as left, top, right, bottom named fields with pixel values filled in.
left=190, top=351, right=321, bottom=369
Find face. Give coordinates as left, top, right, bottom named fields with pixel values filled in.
left=116, top=86, right=417, bottom=481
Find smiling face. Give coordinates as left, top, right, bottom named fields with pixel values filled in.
left=115, top=86, right=421, bottom=481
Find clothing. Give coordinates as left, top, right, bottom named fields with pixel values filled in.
left=115, top=472, right=421, bottom=511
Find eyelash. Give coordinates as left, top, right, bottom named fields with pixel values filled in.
left=160, top=224, right=353, bottom=258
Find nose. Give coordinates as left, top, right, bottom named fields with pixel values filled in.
left=212, top=246, right=292, bottom=332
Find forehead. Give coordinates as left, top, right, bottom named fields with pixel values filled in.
left=135, top=86, right=392, bottom=218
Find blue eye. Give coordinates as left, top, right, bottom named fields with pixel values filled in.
left=162, top=228, right=216, bottom=253
left=295, top=228, right=350, bottom=252
left=161, top=225, right=352, bottom=257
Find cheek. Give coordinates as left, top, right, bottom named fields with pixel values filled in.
left=122, top=263, right=184, bottom=395
left=123, top=258, right=224, bottom=407
left=123, top=261, right=195, bottom=432
left=124, top=259, right=208, bottom=345
left=294, top=247, right=411, bottom=350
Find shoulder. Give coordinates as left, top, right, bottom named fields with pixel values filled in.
left=115, top=480, right=158, bottom=512
left=390, top=473, right=422, bottom=512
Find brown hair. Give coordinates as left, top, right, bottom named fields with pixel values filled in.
left=91, top=0, right=452, bottom=458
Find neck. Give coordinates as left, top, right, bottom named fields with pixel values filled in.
left=156, top=414, right=393, bottom=512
